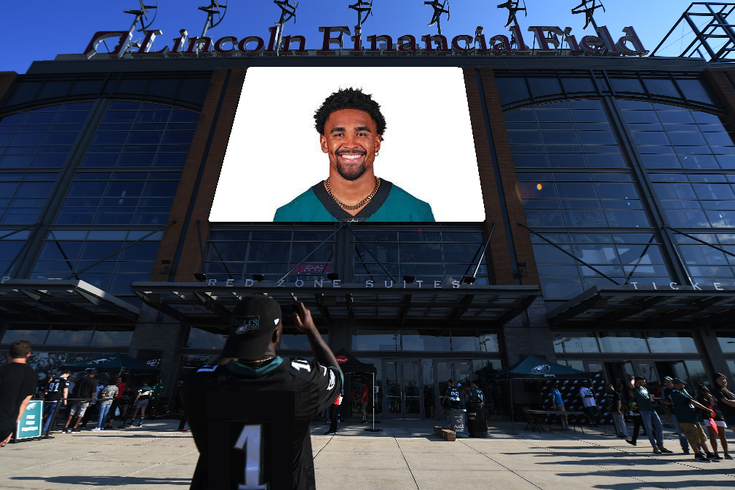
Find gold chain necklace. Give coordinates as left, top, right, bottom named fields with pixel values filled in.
left=324, top=177, right=381, bottom=211
left=240, top=356, right=275, bottom=365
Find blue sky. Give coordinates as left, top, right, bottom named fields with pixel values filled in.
left=5, top=0, right=696, bottom=73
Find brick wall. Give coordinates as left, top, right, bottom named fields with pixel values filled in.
left=705, top=70, right=735, bottom=129
left=462, top=68, right=539, bottom=287
left=152, top=68, right=246, bottom=282
left=0, top=72, right=18, bottom=107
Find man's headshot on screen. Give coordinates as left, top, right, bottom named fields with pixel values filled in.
left=273, top=88, right=435, bottom=222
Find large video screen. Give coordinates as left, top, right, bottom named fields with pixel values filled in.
left=210, top=67, right=485, bottom=222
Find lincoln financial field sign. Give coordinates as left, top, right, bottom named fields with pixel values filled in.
left=83, top=24, right=648, bottom=59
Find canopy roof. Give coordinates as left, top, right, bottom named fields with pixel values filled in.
left=333, top=348, right=377, bottom=374
left=490, top=355, right=589, bottom=379
left=62, top=352, right=159, bottom=372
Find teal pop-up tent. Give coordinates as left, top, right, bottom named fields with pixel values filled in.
left=492, top=355, right=589, bottom=380
left=62, top=352, right=159, bottom=373
left=490, top=356, right=589, bottom=434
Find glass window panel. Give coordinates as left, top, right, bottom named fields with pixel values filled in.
left=599, top=332, right=649, bottom=353
left=553, top=332, right=599, bottom=353
left=684, top=360, right=709, bottom=388
left=562, top=77, right=596, bottom=93
left=633, top=132, right=671, bottom=145
left=496, top=77, right=530, bottom=105
left=657, top=111, right=696, bottom=124
left=528, top=77, right=563, bottom=98
left=679, top=154, right=719, bottom=169
left=556, top=183, right=597, bottom=198
left=508, top=131, right=542, bottom=144
left=647, top=332, right=698, bottom=353
left=611, top=78, right=645, bottom=93
left=563, top=209, right=607, bottom=226
left=643, top=78, right=680, bottom=98
left=45, top=327, right=93, bottom=346
left=548, top=154, right=586, bottom=167
left=402, top=331, right=451, bottom=351
left=717, top=334, right=735, bottom=353
left=653, top=183, right=696, bottom=199
left=2, top=327, right=47, bottom=345
left=353, top=330, right=400, bottom=351
left=91, top=328, right=133, bottom=346
left=187, top=327, right=227, bottom=349
left=526, top=210, right=564, bottom=227
left=451, top=333, right=499, bottom=352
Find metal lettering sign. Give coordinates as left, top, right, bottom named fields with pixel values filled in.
left=83, top=24, right=648, bottom=59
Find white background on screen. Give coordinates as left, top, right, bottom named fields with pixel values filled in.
left=210, top=66, right=485, bottom=222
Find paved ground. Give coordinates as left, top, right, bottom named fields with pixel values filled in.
left=1, top=418, right=733, bottom=489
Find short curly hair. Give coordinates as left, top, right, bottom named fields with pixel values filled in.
left=314, top=88, right=386, bottom=136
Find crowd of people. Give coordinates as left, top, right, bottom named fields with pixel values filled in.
left=0, top=341, right=168, bottom=441
left=552, top=372, right=735, bottom=463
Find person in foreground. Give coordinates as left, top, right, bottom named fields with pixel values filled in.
left=274, top=87, right=435, bottom=222
left=0, top=340, right=37, bottom=447
left=182, top=295, right=343, bottom=490
left=669, top=378, right=718, bottom=462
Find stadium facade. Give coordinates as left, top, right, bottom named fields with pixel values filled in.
left=1, top=3, right=735, bottom=419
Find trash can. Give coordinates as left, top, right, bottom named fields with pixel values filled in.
left=446, top=409, right=468, bottom=438
left=467, top=401, right=487, bottom=438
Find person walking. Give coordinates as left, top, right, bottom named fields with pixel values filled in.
left=713, top=373, right=735, bottom=445
left=360, top=380, right=369, bottom=424
left=697, top=385, right=729, bottom=460
left=551, top=382, right=569, bottom=431
left=106, top=377, right=126, bottom=429
left=62, top=369, right=97, bottom=433
left=42, top=369, right=70, bottom=438
left=632, top=375, right=672, bottom=455
left=326, top=390, right=342, bottom=435
left=670, top=378, right=718, bottom=462
left=125, top=381, right=154, bottom=428
left=661, top=376, right=689, bottom=454
left=0, top=341, right=38, bottom=447
left=91, top=378, right=118, bottom=431
left=609, top=383, right=627, bottom=439
left=579, top=380, right=598, bottom=427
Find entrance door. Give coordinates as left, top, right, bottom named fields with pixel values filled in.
left=383, top=360, right=423, bottom=419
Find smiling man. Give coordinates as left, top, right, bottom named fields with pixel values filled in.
left=273, top=88, right=435, bottom=222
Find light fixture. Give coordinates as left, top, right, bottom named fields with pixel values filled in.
left=252, top=274, right=265, bottom=282
left=194, top=273, right=207, bottom=282
left=403, top=276, right=415, bottom=284
left=327, top=272, right=339, bottom=281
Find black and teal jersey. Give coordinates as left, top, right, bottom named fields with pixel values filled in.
left=273, top=179, right=435, bottom=222
left=470, top=387, right=485, bottom=404
left=182, top=357, right=343, bottom=490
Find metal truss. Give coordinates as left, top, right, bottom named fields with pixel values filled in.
left=652, top=2, right=735, bottom=62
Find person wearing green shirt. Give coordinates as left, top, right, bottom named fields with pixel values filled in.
left=470, top=380, right=485, bottom=405
left=273, top=88, right=435, bottom=223
left=670, top=378, right=717, bottom=462
left=442, top=379, right=461, bottom=410
left=632, top=375, right=672, bottom=454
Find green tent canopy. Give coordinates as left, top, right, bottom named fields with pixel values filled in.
left=61, top=352, right=159, bottom=373
left=491, top=355, right=589, bottom=379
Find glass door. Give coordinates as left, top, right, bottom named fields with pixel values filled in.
left=383, top=360, right=423, bottom=419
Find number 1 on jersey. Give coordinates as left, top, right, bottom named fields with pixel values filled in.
left=233, top=424, right=268, bottom=490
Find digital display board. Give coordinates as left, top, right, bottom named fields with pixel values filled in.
left=210, top=67, right=485, bottom=222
